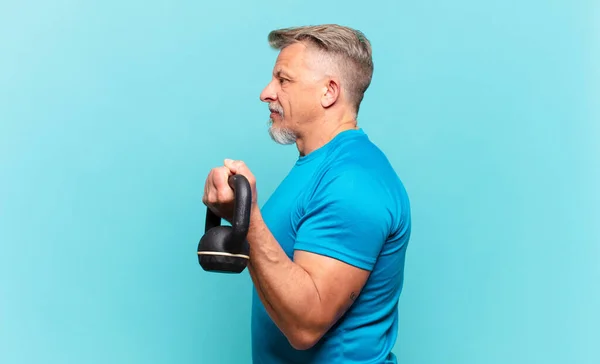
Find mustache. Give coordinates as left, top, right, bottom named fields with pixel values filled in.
left=269, top=103, right=283, bottom=115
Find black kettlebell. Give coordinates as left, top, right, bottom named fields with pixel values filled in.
left=197, top=174, right=252, bottom=273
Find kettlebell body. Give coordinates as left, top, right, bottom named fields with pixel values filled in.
left=197, top=225, right=250, bottom=273
left=197, top=174, right=252, bottom=274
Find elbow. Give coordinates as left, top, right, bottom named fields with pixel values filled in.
left=284, top=306, right=339, bottom=350
left=288, top=330, right=321, bottom=351
left=286, top=322, right=329, bottom=351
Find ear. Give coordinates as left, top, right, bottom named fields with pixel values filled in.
left=320, top=77, right=340, bottom=108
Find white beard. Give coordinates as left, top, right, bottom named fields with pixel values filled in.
left=267, top=102, right=296, bottom=145
left=268, top=119, right=297, bottom=145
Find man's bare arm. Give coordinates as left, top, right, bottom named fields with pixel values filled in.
left=246, top=206, right=370, bottom=350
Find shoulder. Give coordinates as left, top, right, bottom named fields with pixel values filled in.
left=315, top=134, right=406, bottom=202
left=317, top=161, right=384, bottom=200
left=313, top=131, right=411, bottom=229
left=303, top=157, right=393, bottom=227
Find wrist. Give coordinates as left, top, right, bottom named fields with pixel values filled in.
left=249, top=203, right=263, bottom=227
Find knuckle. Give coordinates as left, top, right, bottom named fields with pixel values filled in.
left=217, top=190, right=231, bottom=202
left=207, top=189, right=217, bottom=202
left=217, top=167, right=229, bottom=178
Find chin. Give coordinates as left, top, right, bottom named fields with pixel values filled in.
left=268, top=123, right=297, bottom=145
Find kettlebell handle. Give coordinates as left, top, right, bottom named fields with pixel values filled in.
left=205, top=174, right=252, bottom=244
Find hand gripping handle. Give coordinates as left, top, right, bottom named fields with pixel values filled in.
left=204, top=174, right=252, bottom=247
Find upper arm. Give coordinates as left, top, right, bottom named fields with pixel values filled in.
left=292, top=167, right=390, bottom=333
left=293, top=250, right=369, bottom=328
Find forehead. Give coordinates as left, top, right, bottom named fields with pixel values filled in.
left=273, top=42, right=313, bottom=74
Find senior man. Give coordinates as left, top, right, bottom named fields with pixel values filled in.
left=203, top=24, right=412, bottom=363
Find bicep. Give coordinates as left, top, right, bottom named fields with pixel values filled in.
left=293, top=249, right=370, bottom=324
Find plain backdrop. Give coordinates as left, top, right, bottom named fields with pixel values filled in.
left=1, top=1, right=598, bottom=363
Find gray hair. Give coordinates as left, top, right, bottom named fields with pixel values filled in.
left=268, top=24, right=374, bottom=115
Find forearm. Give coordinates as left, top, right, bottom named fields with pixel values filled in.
left=246, top=206, right=324, bottom=348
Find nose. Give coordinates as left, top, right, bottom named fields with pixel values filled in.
left=260, top=79, right=277, bottom=103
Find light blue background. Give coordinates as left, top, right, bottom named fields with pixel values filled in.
left=1, top=1, right=598, bottom=363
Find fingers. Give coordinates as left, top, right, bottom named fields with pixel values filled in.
left=203, top=159, right=256, bottom=210
left=224, top=159, right=249, bottom=174
left=202, top=178, right=209, bottom=205
left=212, top=166, right=234, bottom=203
left=224, top=159, right=255, bottom=185
left=224, top=158, right=241, bottom=173
left=212, top=166, right=231, bottom=190
left=224, top=159, right=235, bottom=172
left=203, top=166, right=234, bottom=206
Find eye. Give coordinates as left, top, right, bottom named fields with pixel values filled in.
left=278, top=78, right=288, bottom=84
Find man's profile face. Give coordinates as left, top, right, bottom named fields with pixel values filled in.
left=260, top=42, right=323, bottom=145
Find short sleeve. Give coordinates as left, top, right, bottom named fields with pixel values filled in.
left=293, top=167, right=390, bottom=271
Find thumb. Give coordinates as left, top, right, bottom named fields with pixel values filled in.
left=224, top=159, right=252, bottom=179
left=224, top=158, right=238, bottom=173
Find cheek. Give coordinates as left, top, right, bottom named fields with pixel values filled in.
left=277, top=92, right=292, bottom=112
left=277, top=91, right=287, bottom=104
left=278, top=86, right=313, bottom=119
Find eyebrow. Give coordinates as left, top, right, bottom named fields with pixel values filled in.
left=274, top=69, right=293, bottom=79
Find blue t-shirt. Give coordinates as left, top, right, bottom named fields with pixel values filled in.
left=251, top=128, right=412, bottom=363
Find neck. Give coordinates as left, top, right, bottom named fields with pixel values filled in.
left=295, top=113, right=358, bottom=156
